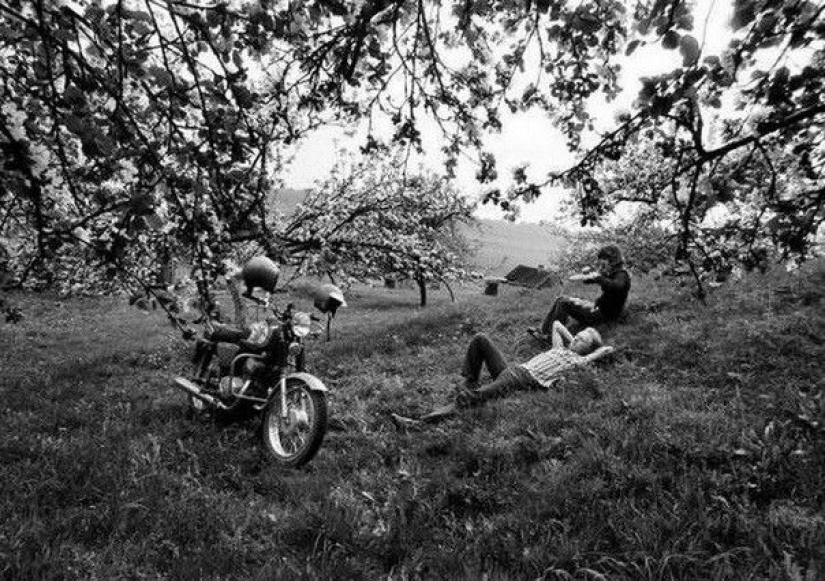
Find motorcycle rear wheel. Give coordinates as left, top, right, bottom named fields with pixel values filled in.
left=262, top=380, right=327, bottom=467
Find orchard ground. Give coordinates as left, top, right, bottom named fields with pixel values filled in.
left=0, top=263, right=823, bottom=580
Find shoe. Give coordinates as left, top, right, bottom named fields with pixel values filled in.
left=527, top=328, right=549, bottom=342
left=455, top=387, right=483, bottom=409
left=454, top=377, right=479, bottom=397
left=390, top=413, right=422, bottom=430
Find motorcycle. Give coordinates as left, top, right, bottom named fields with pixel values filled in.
left=172, top=257, right=345, bottom=467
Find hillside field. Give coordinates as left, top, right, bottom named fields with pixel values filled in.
left=462, top=220, right=569, bottom=277
left=1, top=263, right=823, bottom=579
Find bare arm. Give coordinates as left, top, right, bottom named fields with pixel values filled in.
left=583, top=346, right=615, bottom=364
left=552, top=320, right=574, bottom=349
left=585, top=271, right=630, bottom=291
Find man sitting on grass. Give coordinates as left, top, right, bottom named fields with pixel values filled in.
left=529, top=244, right=631, bottom=338
left=392, top=322, right=614, bottom=425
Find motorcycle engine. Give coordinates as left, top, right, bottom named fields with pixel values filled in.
left=219, top=376, right=245, bottom=397
left=243, top=358, right=267, bottom=379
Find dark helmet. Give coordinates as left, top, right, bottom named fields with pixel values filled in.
left=241, top=256, right=280, bottom=296
left=597, top=245, right=624, bottom=267
left=314, top=283, right=347, bottom=316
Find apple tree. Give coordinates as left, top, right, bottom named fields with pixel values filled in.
left=276, top=151, right=476, bottom=307
left=502, top=0, right=824, bottom=292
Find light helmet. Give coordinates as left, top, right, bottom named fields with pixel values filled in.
left=314, top=283, right=347, bottom=316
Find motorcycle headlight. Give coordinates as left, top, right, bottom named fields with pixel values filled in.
left=291, top=311, right=311, bottom=338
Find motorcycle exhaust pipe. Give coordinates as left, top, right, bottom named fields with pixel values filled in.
left=173, top=377, right=229, bottom=410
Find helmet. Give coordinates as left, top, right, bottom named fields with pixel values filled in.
left=314, top=283, right=347, bottom=315
left=241, top=256, right=280, bottom=295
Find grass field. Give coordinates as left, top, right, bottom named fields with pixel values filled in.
left=1, top=263, right=823, bottom=580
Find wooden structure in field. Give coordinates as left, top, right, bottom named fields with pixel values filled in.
left=503, top=265, right=559, bottom=289
left=484, top=264, right=558, bottom=296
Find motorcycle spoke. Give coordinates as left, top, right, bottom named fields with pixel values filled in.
left=280, top=421, right=309, bottom=453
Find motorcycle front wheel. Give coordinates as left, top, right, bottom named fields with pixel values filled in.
left=262, top=379, right=327, bottom=467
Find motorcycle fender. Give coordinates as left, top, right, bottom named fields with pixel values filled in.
left=286, top=372, right=328, bottom=393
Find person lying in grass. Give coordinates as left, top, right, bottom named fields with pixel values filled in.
left=529, top=244, right=631, bottom=338
left=392, top=322, right=614, bottom=425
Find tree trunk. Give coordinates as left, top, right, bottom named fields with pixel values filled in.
left=442, top=278, right=456, bottom=302
left=417, top=276, right=427, bottom=307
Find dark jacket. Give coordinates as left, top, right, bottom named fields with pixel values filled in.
left=586, top=268, right=631, bottom=320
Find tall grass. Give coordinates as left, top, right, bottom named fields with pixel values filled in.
left=1, top=263, right=823, bottom=579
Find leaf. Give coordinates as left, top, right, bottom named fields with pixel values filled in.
left=128, top=9, right=152, bottom=23
left=143, top=212, right=165, bottom=230
left=625, top=40, right=642, bottom=56
left=130, top=192, right=154, bottom=215
left=64, top=114, right=89, bottom=137
left=755, top=11, right=778, bottom=34
left=573, top=13, right=601, bottom=34
left=731, top=0, right=757, bottom=31
left=677, top=14, right=694, bottom=30
left=54, top=29, right=75, bottom=42
left=683, top=68, right=705, bottom=86
left=662, top=30, right=680, bottom=50
left=95, top=132, right=116, bottom=154
left=649, top=94, right=672, bottom=117
left=638, top=78, right=657, bottom=104
left=148, top=65, right=174, bottom=88
left=767, top=67, right=790, bottom=105
left=475, top=152, right=497, bottom=184
left=679, top=35, right=700, bottom=66
left=512, top=165, right=528, bottom=185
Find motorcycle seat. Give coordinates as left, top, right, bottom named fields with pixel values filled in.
left=205, top=323, right=250, bottom=344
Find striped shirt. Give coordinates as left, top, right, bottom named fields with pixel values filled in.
left=519, top=348, right=587, bottom=388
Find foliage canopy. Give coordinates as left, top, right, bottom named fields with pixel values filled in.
left=0, top=0, right=822, bottom=304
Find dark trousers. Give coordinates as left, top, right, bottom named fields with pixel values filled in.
left=540, top=296, right=602, bottom=334
left=462, top=334, right=529, bottom=402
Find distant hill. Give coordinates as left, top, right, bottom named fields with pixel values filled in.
left=461, top=219, right=569, bottom=276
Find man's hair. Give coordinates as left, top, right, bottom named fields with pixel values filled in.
left=597, top=245, right=624, bottom=267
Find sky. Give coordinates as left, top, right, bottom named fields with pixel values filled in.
left=284, top=0, right=737, bottom=223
